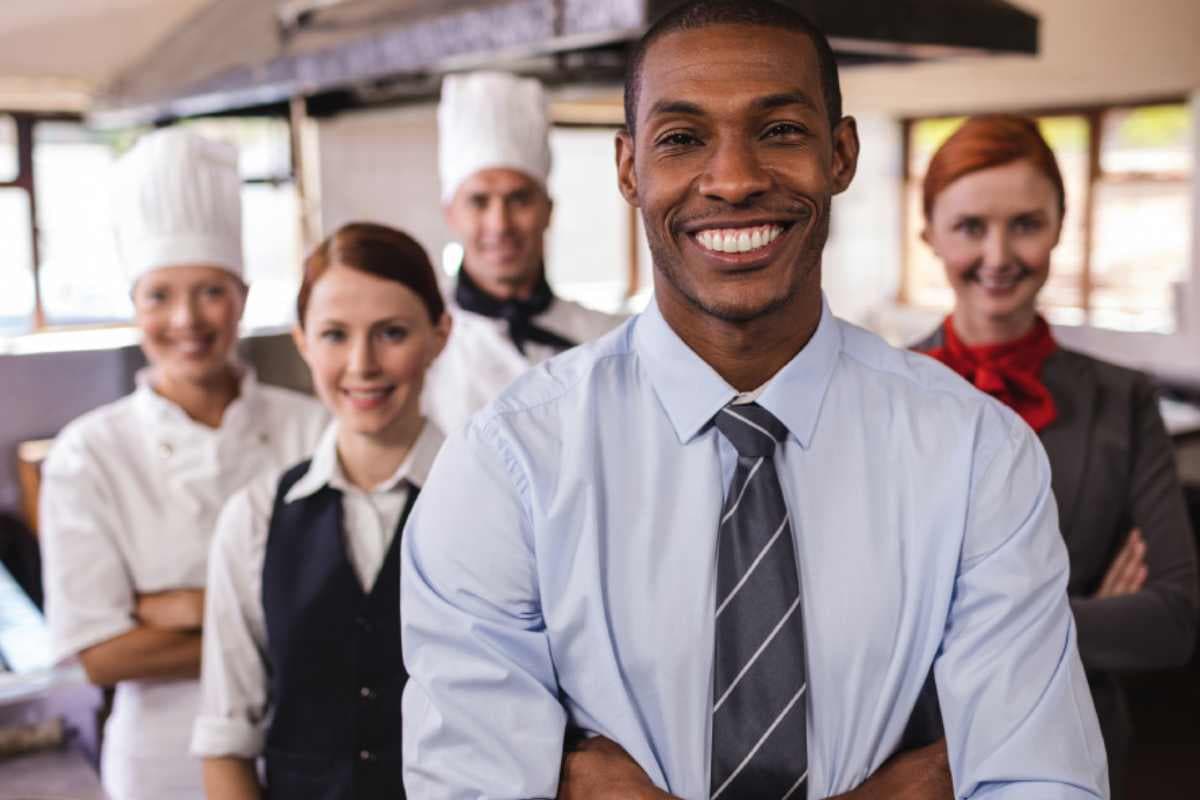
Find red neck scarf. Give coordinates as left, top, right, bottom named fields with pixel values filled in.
left=924, top=315, right=1059, bottom=431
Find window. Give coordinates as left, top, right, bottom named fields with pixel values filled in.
left=902, top=101, right=1194, bottom=333
left=0, top=115, right=302, bottom=338
left=34, top=122, right=131, bottom=325
left=544, top=126, right=634, bottom=314
left=0, top=189, right=34, bottom=335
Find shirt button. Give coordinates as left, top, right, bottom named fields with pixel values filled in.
left=359, top=686, right=374, bottom=700
left=258, top=432, right=270, bottom=445
left=359, top=749, right=375, bottom=762
left=355, top=616, right=373, bottom=633
left=159, top=441, right=174, bottom=458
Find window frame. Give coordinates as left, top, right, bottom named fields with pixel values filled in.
left=898, top=96, right=1193, bottom=330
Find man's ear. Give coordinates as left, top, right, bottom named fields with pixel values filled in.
left=830, top=116, right=861, bottom=196
left=615, top=129, right=640, bottom=208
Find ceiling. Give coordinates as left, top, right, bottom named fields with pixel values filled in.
left=0, top=0, right=210, bottom=111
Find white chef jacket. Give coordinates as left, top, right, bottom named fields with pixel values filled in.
left=421, top=296, right=624, bottom=436
left=39, top=368, right=327, bottom=800
left=190, top=419, right=444, bottom=759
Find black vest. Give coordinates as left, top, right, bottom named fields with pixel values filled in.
left=262, top=461, right=416, bottom=800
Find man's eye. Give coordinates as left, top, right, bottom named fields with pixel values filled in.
left=320, top=329, right=346, bottom=343
left=380, top=326, right=409, bottom=342
left=657, top=132, right=701, bottom=148
left=1013, top=216, right=1043, bottom=234
left=763, top=122, right=807, bottom=139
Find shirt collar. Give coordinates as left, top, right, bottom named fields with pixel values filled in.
left=284, top=419, right=446, bottom=503
left=133, top=364, right=260, bottom=430
left=634, top=294, right=841, bottom=449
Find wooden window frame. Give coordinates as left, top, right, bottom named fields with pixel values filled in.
left=899, top=96, right=1192, bottom=327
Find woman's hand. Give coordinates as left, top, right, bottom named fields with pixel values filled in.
left=1095, top=529, right=1148, bottom=599
left=136, top=588, right=206, bottom=631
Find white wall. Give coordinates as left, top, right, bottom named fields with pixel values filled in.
left=315, top=104, right=454, bottom=268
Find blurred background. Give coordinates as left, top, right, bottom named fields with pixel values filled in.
left=0, top=1, right=1197, bottom=796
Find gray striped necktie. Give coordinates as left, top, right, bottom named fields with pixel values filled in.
left=710, top=402, right=808, bottom=800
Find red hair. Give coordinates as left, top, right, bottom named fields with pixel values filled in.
left=297, top=222, right=445, bottom=327
left=922, top=115, right=1066, bottom=222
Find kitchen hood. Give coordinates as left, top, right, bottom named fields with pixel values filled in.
left=91, top=0, right=1038, bottom=126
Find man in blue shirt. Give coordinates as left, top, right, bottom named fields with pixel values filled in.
left=400, top=1, right=1109, bottom=797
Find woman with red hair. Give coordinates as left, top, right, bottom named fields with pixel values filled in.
left=914, top=114, right=1198, bottom=794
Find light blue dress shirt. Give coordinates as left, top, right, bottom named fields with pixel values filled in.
left=401, top=297, right=1108, bottom=799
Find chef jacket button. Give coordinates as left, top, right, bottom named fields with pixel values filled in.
left=258, top=432, right=270, bottom=445
left=359, top=686, right=374, bottom=700
left=159, top=442, right=174, bottom=458
left=359, top=749, right=375, bottom=762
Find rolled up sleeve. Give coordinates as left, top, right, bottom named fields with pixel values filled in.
left=191, top=487, right=271, bottom=759
left=938, top=413, right=1109, bottom=798
left=401, top=422, right=566, bottom=799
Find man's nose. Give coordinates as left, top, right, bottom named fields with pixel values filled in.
left=482, top=199, right=514, bottom=234
left=698, top=138, right=772, bottom=205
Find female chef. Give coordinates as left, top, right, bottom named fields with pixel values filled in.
left=191, top=222, right=449, bottom=799
left=913, top=114, right=1198, bottom=796
left=38, top=127, right=327, bottom=800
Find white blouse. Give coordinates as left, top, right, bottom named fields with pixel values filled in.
left=39, top=369, right=327, bottom=800
left=190, top=420, right=445, bottom=759
left=421, top=296, right=624, bottom=436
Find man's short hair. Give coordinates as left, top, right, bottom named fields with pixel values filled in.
left=623, top=0, right=843, bottom=136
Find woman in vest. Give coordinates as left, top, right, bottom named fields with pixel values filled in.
left=38, top=128, right=327, bottom=800
left=192, top=222, right=450, bottom=798
left=912, top=115, right=1198, bottom=796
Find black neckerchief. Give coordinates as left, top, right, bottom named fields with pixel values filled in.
left=453, top=266, right=578, bottom=355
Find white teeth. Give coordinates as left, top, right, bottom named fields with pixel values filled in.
left=695, top=224, right=784, bottom=254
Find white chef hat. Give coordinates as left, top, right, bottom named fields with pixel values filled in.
left=438, top=71, right=552, bottom=203
left=112, top=127, right=244, bottom=284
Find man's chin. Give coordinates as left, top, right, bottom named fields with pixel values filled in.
left=686, top=288, right=797, bottom=324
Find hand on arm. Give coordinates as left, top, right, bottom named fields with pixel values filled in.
left=38, top=446, right=203, bottom=687
left=1071, top=377, right=1199, bottom=670
left=203, top=757, right=262, bottom=800
left=556, top=736, right=951, bottom=800
left=77, top=626, right=202, bottom=686
left=136, top=588, right=206, bottom=630
left=827, top=741, right=952, bottom=800
left=1093, top=529, right=1147, bottom=599
left=558, top=736, right=679, bottom=800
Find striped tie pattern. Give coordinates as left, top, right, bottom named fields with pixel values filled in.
left=710, top=403, right=808, bottom=800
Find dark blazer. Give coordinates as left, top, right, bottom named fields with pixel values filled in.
left=914, top=329, right=1199, bottom=792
